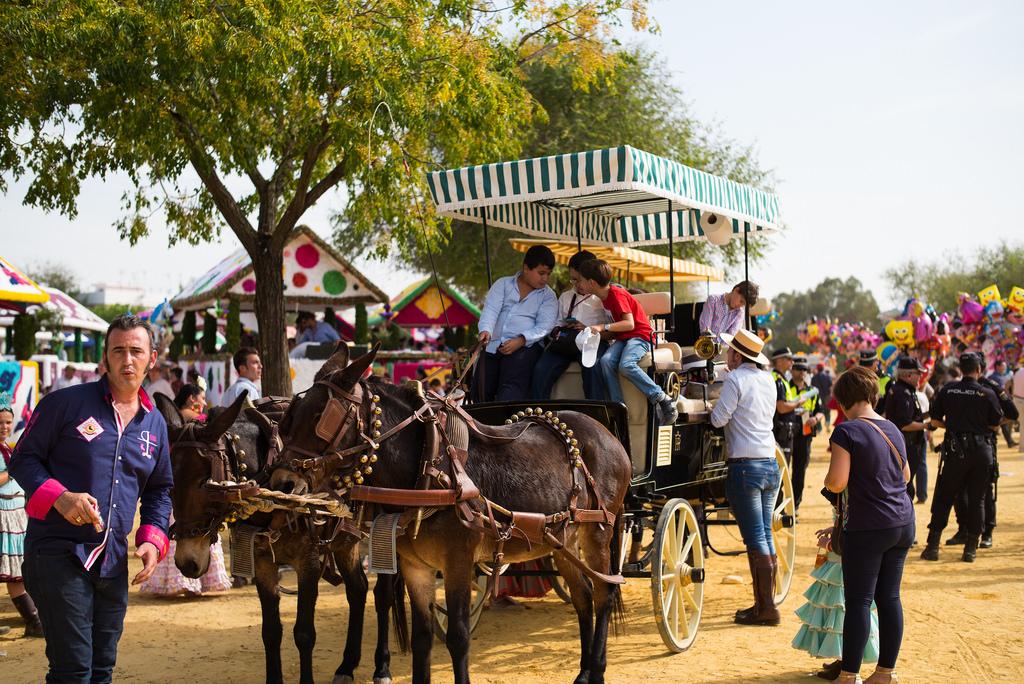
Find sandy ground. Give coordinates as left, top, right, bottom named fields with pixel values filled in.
left=3, top=428, right=1024, bottom=683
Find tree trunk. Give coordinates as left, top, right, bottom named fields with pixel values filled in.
left=252, top=242, right=291, bottom=397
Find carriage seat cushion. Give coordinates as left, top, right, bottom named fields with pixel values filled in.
left=635, top=342, right=682, bottom=372
left=633, top=291, right=672, bottom=316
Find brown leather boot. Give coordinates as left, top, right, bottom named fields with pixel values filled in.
left=13, top=593, right=44, bottom=638
left=734, top=550, right=758, bottom=620
left=735, top=554, right=780, bottom=625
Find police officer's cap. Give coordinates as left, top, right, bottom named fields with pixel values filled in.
left=770, top=346, right=793, bottom=360
left=792, top=357, right=810, bottom=371
left=896, top=356, right=924, bottom=372
left=958, top=352, right=982, bottom=372
left=858, top=349, right=877, bottom=366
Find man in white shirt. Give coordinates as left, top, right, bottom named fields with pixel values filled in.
left=709, top=329, right=780, bottom=626
left=51, top=365, right=82, bottom=393
left=531, top=250, right=613, bottom=400
left=221, top=347, right=263, bottom=406
left=144, top=365, right=174, bottom=400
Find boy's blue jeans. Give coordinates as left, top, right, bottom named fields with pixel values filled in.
left=598, top=338, right=664, bottom=404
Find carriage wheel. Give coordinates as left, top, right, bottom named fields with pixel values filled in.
left=650, top=498, right=704, bottom=653
left=772, top=446, right=798, bottom=604
left=432, top=572, right=489, bottom=641
left=539, top=555, right=574, bottom=604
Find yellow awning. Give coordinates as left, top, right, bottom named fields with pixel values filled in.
left=508, top=239, right=724, bottom=284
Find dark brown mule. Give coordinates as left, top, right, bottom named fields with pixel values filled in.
left=155, top=393, right=405, bottom=684
left=272, top=345, right=632, bottom=684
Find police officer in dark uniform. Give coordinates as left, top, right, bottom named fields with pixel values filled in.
left=944, top=352, right=1019, bottom=549
left=883, top=357, right=929, bottom=503
left=920, top=353, right=1003, bottom=563
left=770, top=347, right=801, bottom=463
left=789, top=357, right=824, bottom=510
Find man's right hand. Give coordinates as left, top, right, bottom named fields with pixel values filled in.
left=54, top=491, right=104, bottom=532
left=478, top=331, right=491, bottom=344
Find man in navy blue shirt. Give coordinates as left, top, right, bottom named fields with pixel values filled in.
left=474, top=245, right=558, bottom=401
left=11, top=314, right=172, bottom=683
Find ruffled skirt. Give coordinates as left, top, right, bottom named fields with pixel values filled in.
left=138, top=538, right=232, bottom=596
left=0, top=502, right=27, bottom=581
left=792, top=556, right=879, bottom=662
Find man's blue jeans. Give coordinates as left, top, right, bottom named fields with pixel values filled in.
left=531, top=342, right=608, bottom=400
left=598, top=338, right=663, bottom=404
left=23, top=549, right=129, bottom=684
left=725, top=458, right=781, bottom=556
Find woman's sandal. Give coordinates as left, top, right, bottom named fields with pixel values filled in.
left=864, top=668, right=898, bottom=684
left=835, top=673, right=862, bottom=684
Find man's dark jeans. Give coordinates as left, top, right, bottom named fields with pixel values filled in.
left=23, top=549, right=129, bottom=684
left=474, top=345, right=544, bottom=402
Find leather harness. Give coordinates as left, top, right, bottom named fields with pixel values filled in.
left=279, top=369, right=624, bottom=587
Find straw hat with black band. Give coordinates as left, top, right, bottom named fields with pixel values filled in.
left=720, top=329, right=770, bottom=365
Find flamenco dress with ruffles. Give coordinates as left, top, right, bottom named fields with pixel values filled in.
left=0, top=443, right=27, bottom=582
left=792, top=548, right=879, bottom=663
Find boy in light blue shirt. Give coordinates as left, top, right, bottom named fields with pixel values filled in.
left=474, top=245, right=558, bottom=401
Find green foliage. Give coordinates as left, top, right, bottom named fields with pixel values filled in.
left=354, top=303, right=368, bottom=344
left=201, top=312, right=218, bottom=354
left=89, top=303, right=137, bottom=324
left=181, top=310, right=197, bottom=351
left=773, top=277, right=880, bottom=352
left=0, top=0, right=649, bottom=393
left=337, top=48, right=774, bottom=300
left=370, top=323, right=411, bottom=351
left=885, top=241, right=1024, bottom=312
left=12, top=313, right=39, bottom=360
left=226, top=299, right=241, bottom=353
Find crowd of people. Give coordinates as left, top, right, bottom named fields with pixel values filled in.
left=3, top=263, right=1022, bottom=683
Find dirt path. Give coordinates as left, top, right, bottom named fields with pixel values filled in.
left=3, top=432, right=1023, bottom=682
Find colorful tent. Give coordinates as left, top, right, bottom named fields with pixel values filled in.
left=508, top=238, right=724, bottom=284
left=427, top=145, right=780, bottom=246
left=171, top=226, right=388, bottom=312
left=0, top=255, right=49, bottom=310
left=368, top=278, right=480, bottom=328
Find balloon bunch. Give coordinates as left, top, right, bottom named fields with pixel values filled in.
left=796, top=317, right=882, bottom=358
left=950, top=285, right=1024, bottom=371
left=755, top=309, right=778, bottom=344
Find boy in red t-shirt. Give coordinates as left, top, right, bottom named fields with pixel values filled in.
left=576, top=259, right=678, bottom=425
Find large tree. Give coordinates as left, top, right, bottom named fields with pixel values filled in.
left=773, top=277, right=880, bottom=352
left=885, top=241, right=1024, bottom=312
left=1, top=0, right=650, bottom=394
left=335, top=48, right=773, bottom=300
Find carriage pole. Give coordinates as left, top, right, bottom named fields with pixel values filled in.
left=743, top=228, right=750, bottom=324
left=667, top=201, right=675, bottom=332
left=482, top=210, right=493, bottom=287
left=575, top=208, right=583, bottom=252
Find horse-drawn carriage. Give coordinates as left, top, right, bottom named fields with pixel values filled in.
left=163, top=145, right=790, bottom=684
left=425, top=144, right=794, bottom=653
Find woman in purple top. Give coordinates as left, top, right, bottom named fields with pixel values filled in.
left=826, top=366, right=913, bottom=684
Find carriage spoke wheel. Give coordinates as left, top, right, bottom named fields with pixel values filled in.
left=432, top=572, right=489, bottom=641
left=772, top=446, right=798, bottom=604
left=651, top=498, right=704, bottom=653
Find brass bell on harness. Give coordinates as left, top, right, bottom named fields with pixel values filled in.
left=544, top=411, right=554, bottom=419
left=363, top=466, right=373, bottom=476
left=239, top=463, right=248, bottom=473
left=373, top=419, right=382, bottom=429
left=559, top=422, right=568, bottom=431
left=372, top=430, right=381, bottom=439
left=565, top=429, right=574, bottom=438
left=504, top=419, right=513, bottom=425
left=525, top=407, right=534, bottom=416
left=373, top=406, right=382, bottom=415
left=369, top=454, right=377, bottom=463
left=360, top=455, right=369, bottom=463
left=343, top=475, right=353, bottom=485
left=372, top=394, right=381, bottom=403
left=238, top=450, right=246, bottom=459
left=570, top=438, right=578, bottom=447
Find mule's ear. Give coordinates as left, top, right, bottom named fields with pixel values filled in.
left=204, top=393, right=246, bottom=440
left=341, top=342, right=381, bottom=385
left=314, top=342, right=351, bottom=382
left=155, top=393, right=185, bottom=431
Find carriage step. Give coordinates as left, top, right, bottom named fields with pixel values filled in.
left=229, top=523, right=260, bottom=579
left=368, top=513, right=402, bottom=575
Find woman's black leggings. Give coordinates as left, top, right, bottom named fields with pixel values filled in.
left=840, top=522, right=915, bottom=672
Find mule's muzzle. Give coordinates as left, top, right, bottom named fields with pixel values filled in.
left=269, top=468, right=309, bottom=496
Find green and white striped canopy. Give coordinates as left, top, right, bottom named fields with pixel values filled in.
left=426, top=145, right=780, bottom=247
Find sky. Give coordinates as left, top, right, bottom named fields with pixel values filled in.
left=3, top=0, right=1023, bottom=310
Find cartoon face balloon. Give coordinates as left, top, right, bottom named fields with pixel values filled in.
left=885, top=319, right=915, bottom=348
left=978, top=284, right=1001, bottom=307
left=1006, top=286, right=1024, bottom=313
